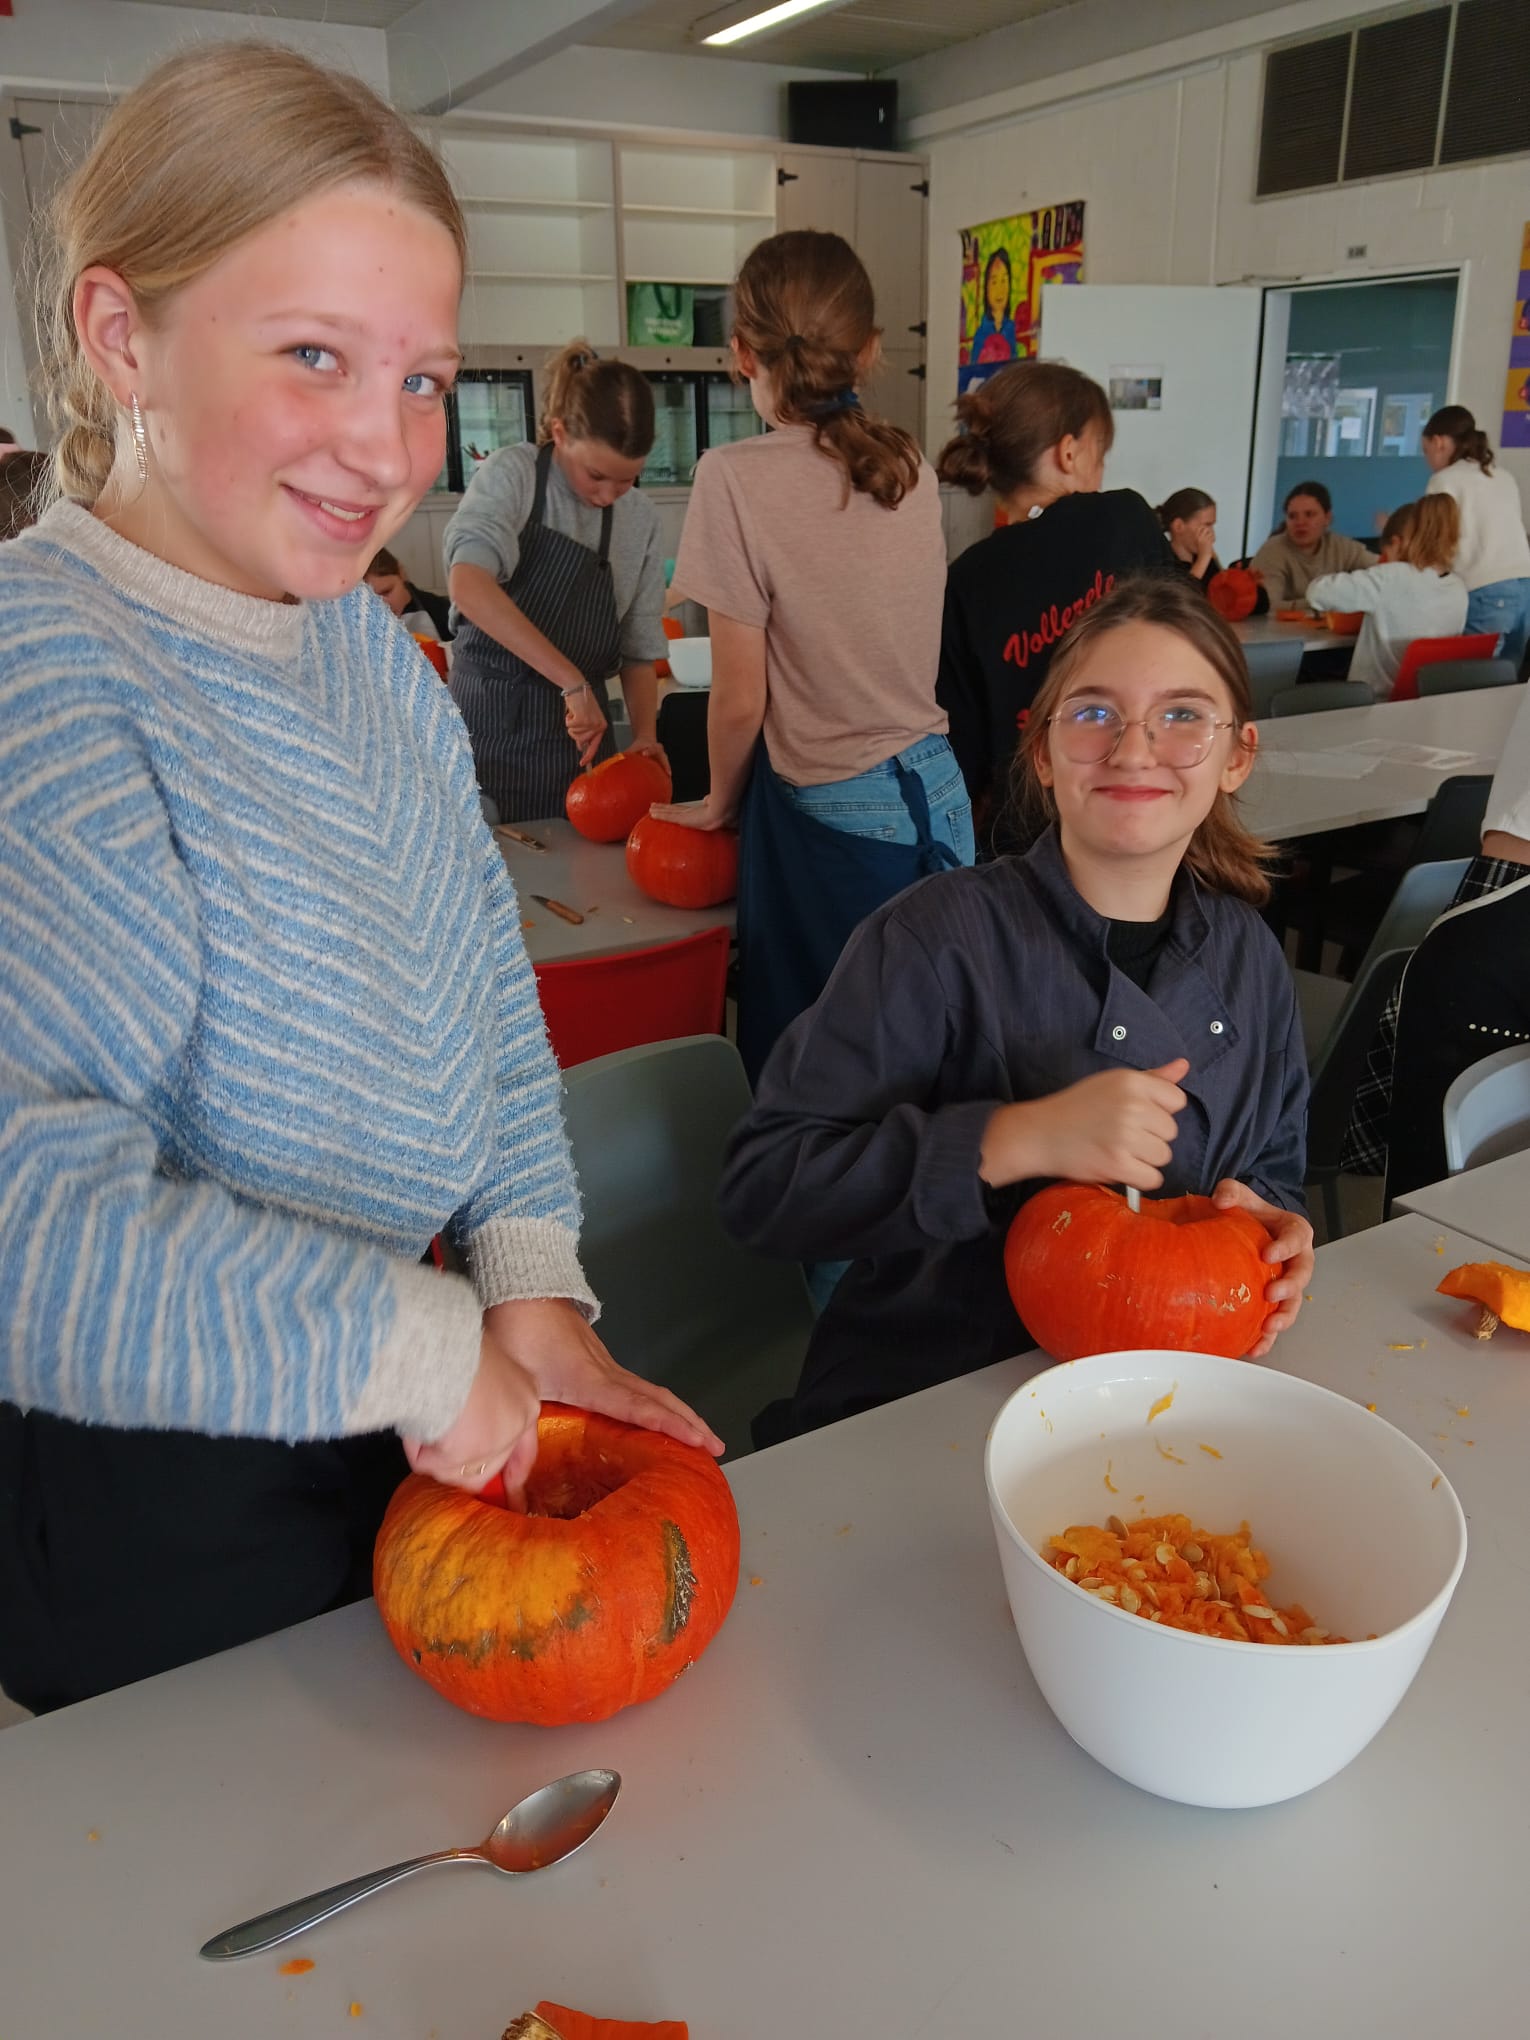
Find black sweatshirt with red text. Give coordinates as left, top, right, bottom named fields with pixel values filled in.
left=937, top=489, right=1173, bottom=845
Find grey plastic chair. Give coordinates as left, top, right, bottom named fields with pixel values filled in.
left=1443, top=1042, right=1530, bottom=1172
left=1243, top=637, right=1305, bottom=719
left=560, top=1035, right=814, bottom=1461
left=1292, top=856, right=1469, bottom=1066
left=1271, top=681, right=1373, bottom=716
left=1417, top=659, right=1520, bottom=697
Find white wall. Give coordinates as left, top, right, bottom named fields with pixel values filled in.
left=920, top=15, right=1530, bottom=507
left=461, top=43, right=841, bottom=138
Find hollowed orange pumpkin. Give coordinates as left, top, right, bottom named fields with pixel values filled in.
left=1207, top=567, right=1258, bottom=622
left=1004, top=1184, right=1273, bottom=1361
left=625, top=814, right=738, bottom=909
left=566, top=753, right=673, bottom=842
left=373, top=1406, right=739, bottom=1725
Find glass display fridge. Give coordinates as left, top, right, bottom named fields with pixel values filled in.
left=639, top=370, right=766, bottom=486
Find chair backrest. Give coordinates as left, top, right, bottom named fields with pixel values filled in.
left=1271, top=680, right=1373, bottom=716
left=1307, top=946, right=1412, bottom=1177
left=1243, top=637, right=1306, bottom=718
left=534, top=925, right=730, bottom=1069
left=1359, top=856, right=1470, bottom=978
left=1443, top=1041, right=1530, bottom=1172
left=1411, top=775, right=1492, bottom=865
left=1417, top=658, right=1520, bottom=696
left=1390, top=632, right=1499, bottom=702
left=561, top=1036, right=815, bottom=1458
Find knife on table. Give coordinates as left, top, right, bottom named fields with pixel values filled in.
left=493, top=825, right=548, bottom=853
left=530, top=894, right=585, bottom=926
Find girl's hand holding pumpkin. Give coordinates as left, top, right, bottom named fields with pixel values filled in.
left=403, top=1330, right=542, bottom=1498
left=1210, top=1178, right=1313, bottom=1358
left=482, top=1297, right=725, bottom=1458
left=648, top=792, right=737, bottom=832
left=980, top=1059, right=1189, bottom=1193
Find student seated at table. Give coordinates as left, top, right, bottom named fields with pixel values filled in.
left=365, top=545, right=452, bottom=640
left=1248, top=481, right=1375, bottom=608
left=720, top=576, right=1314, bottom=1440
left=1157, top=487, right=1220, bottom=589
left=1306, top=495, right=1467, bottom=700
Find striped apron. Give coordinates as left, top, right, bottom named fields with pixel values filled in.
left=449, top=441, right=623, bottom=822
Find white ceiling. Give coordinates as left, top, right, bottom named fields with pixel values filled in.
left=97, top=0, right=418, bottom=24
left=593, top=0, right=1075, bottom=71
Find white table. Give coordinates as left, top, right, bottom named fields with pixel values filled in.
left=1, top=1212, right=1524, bottom=2037
left=495, top=817, right=735, bottom=965
left=1234, top=612, right=1336, bottom=654
left=1242, top=685, right=1520, bottom=841
left=1395, top=1148, right=1530, bottom=1261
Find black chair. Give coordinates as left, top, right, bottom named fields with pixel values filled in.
left=1271, top=681, right=1373, bottom=716
left=1417, top=658, right=1520, bottom=696
left=656, top=690, right=710, bottom=802
left=1315, top=775, right=1492, bottom=978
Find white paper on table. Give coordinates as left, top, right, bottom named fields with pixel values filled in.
left=1256, top=749, right=1381, bottom=779
left=1334, top=739, right=1479, bottom=769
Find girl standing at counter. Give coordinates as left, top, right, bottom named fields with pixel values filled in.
left=0, top=46, right=716, bottom=1713
left=654, top=230, right=968, bottom=1081
left=446, top=343, right=669, bottom=823
left=1422, top=405, right=1530, bottom=669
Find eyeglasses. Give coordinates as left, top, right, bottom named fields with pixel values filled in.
left=1047, top=702, right=1237, bottom=768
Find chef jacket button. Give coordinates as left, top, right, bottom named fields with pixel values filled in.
left=1110, top=1024, right=1127, bottom=1042
left=1209, top=1020, right=1224, bottom=1035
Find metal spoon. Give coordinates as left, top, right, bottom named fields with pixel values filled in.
left=199, top=1767, right=621, bottom=1960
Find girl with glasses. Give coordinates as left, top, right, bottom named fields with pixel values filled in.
left=721, top=575, right=1313, bottom=1442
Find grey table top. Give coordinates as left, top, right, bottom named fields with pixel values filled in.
left=496, top=816, right=735, bottom=965
left=0, top=1212, right=1523, bottom=2037
left=1395, top=1148, right=1530, bottom=1262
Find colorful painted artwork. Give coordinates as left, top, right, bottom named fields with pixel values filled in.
left=958, top=201, right=1084, bottom=397
left=1503, top=221, right=1530, bottom=451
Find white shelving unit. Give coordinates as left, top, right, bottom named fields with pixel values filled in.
left=441, top=132, right=620, bottom=348
left=618, top=145, right=777, bottom=289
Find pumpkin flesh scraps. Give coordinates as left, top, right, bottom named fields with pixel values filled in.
left=1004, top=1186, right=1272, bottom=1361
left=1437, top=1260, right=1530, bottom=1338
left=1046, top=1514, right=1344, bottom=1644
left=373, top=1406, right=740, bottom=1726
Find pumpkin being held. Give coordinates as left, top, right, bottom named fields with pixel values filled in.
left=626, top=814, right=738, bottom=909
left=374, top=1406, right=739, bottom=1726
left=1206, top=567, right=1258, bottom=623
left=566, top=753, right=673, bottom=842
left=1004, top=1184, right=1272, bottom=1361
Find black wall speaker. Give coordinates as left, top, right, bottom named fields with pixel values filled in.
left=786, top=79, right=898, bottom=151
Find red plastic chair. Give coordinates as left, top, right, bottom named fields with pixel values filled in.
left=1389, top=631, right=1498, bottom=702
left=533, top=925, right=731, bottom=1069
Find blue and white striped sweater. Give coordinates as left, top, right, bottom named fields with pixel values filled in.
left=0, top=503, right=592, bottom=1445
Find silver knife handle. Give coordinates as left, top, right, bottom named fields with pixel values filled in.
left=199, top=1847, right=483, bottom=1959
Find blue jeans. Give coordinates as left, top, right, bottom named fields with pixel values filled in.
left=1466, top=578, right=1530, bottom=672
left=778, top=734, right=977, bottom=864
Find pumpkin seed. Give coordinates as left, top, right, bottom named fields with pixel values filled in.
left=1301, top=1627, right=1330, bottom=1643
left=1270, top=1615, right=1289, bottom=1637
left=1180, top=1541, right=1204, bottom=1564
left=1064, top=1556, right=1081, bottom=1580
left=1097, top=1583, right=1120, bottom=1603
left=1107, top=1514, right=1128, bottom=1538
left=1155, top=1542, right=1176, bottom=1567
left=1119, top=1586, right=1142, bottom=1614
left=1242, top=1604, right=1276, bottom=1622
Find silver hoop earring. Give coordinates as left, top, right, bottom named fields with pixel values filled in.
left=129, top=392, right=149, bottom=482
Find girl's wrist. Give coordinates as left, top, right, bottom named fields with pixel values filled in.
left=560, top=680, right=592, bottom=700
left=978, top=1100, right=1045, bottom=1189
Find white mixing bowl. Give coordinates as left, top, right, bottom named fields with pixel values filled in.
left=665, top=636, right=712, bottom=687
left=985, top=1348, right=1466, bottom=1808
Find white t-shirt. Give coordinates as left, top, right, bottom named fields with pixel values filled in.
left=1425, top=460, right=1530, bottom=591
left=1306, top=559, right=1468, bottom=698
left=1484, top=679, right=1530, bottom=843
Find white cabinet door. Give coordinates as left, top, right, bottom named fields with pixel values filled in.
left=774, top=152, right=856, bottom=243
left=853, top=158, right=928, bottom=351
left=1038, top=284, right=1264, bottom=559
left=864, top=345, right=927, bottom=445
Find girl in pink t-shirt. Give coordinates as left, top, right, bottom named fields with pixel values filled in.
left=656, top=230, right=972, bottom=1083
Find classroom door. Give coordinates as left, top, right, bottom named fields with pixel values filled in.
left=1037, top=285, right=1264, bottom=559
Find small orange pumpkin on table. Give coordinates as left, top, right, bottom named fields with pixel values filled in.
left=565, top=753, right=673, bottom=843
left=373, top=1406, right=739, bottom=1725
left=1004, top=1183, right=1273, bottom=1361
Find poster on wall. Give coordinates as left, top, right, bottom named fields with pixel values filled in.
left=1503, top=220, right=1530, bottom=452
left=958, top=200, right=1084, bottom=397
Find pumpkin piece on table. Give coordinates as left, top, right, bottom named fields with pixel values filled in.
left=1437, top=1260, right=1530, bottom=1342
left=503, top=2006, right=689, bottom=2040
left=373, top=1406, right=740, bottom=1726
left=625, top=814, right=738, bottom=910
left=566, top=753, right=673, bottom=843
left=1004, top=1184, right=1273, bottom=1362
left=1206, top=567, right=1258, bottom=623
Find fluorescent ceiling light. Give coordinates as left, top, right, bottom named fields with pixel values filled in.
left=698, top=0, right=853, bottom=48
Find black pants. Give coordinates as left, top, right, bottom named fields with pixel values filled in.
left=0, top=1405, right=406, bottom=1713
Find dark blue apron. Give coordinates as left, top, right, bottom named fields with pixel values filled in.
left=449, top=442, right=622, bottom=821
left=737, top=747, right=960, bottom=1086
